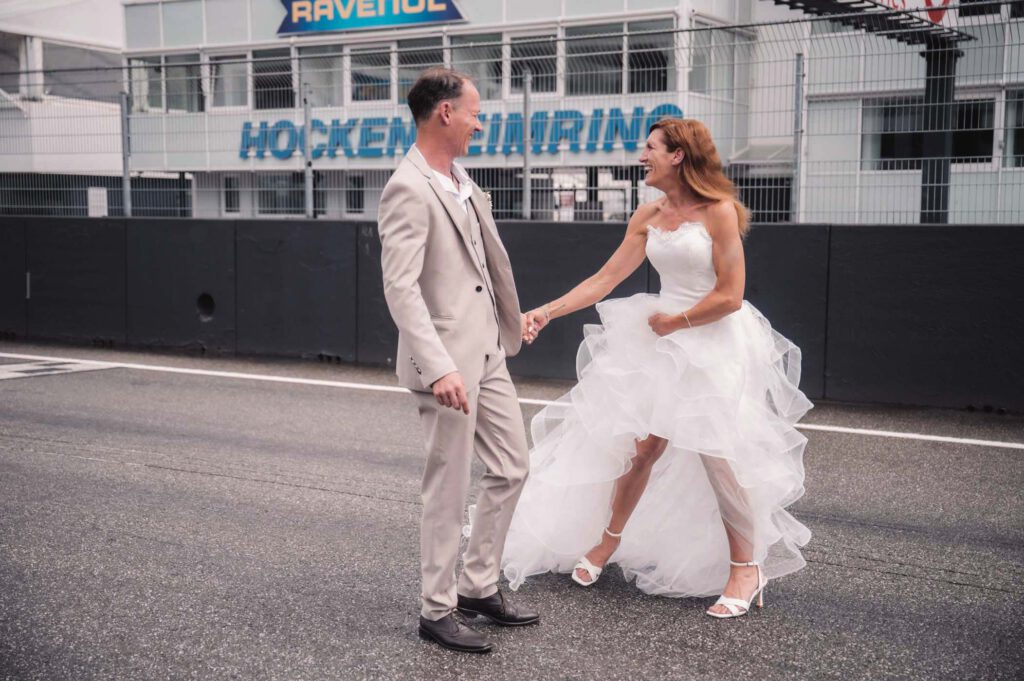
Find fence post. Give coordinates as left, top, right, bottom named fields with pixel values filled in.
left=522, top=68, right=532, bottom=221
left=119, top=91, right=132, bottom=218
left=303, top=82, right=314, bottom=219
left=791, top=52, right=804, bottom=223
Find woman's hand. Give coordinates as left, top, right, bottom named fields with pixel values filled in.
left=647, top=312, right=684, bottom=337
left=522, top=308, right=549, bottom=344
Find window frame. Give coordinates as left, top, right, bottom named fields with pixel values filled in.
left=208, top=53, right=250, bottom=110
left=222, top=174, right=241, bottom=215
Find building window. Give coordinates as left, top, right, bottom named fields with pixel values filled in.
left=398, top=38, right=443, bottom=103
left=257, top=173, right=304, bottom=215
left=1012, top=2, right=1024, bottom=19
left=952, top=99, right=995, bottom=163
left=1006, top=91, right=1024, bottom=167
left=566, top=24, right=624, bottom=96
left=43, top=43, right=121, bottom=102
left=129, top=57, right=163, bottom=112
left=346, top=174, right=365, bottom=214
left=164, top=54, right=204, bottom=112
left=959, top=0, right=1002, bottom=17
left=628, top=19, right=675, bottom=94
left=451, top=34, right=502, bottom=100
left=253, top=48, right=293, bottom=110
left=861, top=98, right=995, bottom=170
left=298, top=45, right=343, bottom=107
left=511, top=36, right=557, bottom=94
left=223, top=176, right=240, bottom=214
left=688, top=23, right=735, bottom=98
left=211, top=55, right=247, bottom=107
left=351, top=47, right=391, bottom=102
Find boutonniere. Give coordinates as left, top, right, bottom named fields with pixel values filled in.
left=483, top=191, right=493, bottom=211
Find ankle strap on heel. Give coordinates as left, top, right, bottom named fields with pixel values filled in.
left=604, top=527, right=623, bottom=538
left=729, top=560, right=759, bottom=567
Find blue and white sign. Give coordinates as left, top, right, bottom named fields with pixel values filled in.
left=277, top=0, right=464, bottom=36
left=239, top=104, right=684, bottom=160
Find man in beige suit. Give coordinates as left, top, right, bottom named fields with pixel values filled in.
left=378, top=68, right=539, bottom=654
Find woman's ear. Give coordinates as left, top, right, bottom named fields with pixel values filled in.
left=672, top=149, right=684, bottom=167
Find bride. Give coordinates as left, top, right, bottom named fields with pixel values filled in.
left=502, top=118, right=812, bottom=618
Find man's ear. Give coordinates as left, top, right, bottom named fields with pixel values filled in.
left=438, top=101, right=452, bottom=126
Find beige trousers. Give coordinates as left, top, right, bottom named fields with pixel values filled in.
left=414, top=352, right=529, bottom=621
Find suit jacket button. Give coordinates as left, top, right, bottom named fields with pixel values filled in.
left=475, top=285, right=483, bottom=292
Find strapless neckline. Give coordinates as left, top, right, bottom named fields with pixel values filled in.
left=646, top=222, right=709, bottom=239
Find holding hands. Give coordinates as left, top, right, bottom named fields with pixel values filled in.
left=522, top=307, right=551, bottom=345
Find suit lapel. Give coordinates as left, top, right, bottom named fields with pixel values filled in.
left=470, top=189, right=512, bottom=269
left=405, top=150, right=484, bottom=279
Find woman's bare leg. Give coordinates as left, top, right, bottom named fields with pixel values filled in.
left=700, top=454, right=761, bottom=614
left=574, top=434, right=669, bottom=583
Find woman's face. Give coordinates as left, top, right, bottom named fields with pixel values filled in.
left=638, top=129, right=683, bottom=191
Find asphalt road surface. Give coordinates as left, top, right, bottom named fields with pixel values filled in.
left=1, top=341, right=1021, bottom=681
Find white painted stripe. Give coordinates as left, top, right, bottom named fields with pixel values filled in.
left=2, top=351, right=1022, bottom=451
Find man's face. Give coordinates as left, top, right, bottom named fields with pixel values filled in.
left=445, top=81, right=483, bottom=157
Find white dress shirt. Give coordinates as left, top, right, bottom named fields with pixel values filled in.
left=411, top=145, right=473, bottom=215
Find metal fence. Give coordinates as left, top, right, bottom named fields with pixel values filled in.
left=0, top=3, right=1022, bottom=224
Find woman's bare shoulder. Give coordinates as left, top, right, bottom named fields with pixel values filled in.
left=703, top=200, right=739, bottom=235
left=628, top=199, right=664, bottom=230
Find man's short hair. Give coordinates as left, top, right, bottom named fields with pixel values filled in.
left=407, top=67, right=472, bottom=124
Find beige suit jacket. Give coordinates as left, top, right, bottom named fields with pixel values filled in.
left=378, top=150, right=522, bottom=392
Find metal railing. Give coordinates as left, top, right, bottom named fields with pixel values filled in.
left=0, top=3, right=1021, bottom=224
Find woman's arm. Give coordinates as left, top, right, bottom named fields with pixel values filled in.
left=647, top=201, right=746, bottom=337
left=526, top=203, right=657, bottom=338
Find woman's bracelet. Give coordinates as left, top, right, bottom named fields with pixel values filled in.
left=542, top=303, right=565, bottom=321
left=681, top=311, right=692, bottom=328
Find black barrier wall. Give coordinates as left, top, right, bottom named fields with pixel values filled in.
left=237, top=220, right=358, bottom=360
left=127, top=219, right=236, bottom=354
left=498, top=221, right=650, bottom=380
left=827, top=224, right=1024, bottom=411
left=25, top=217, right=126, bottom=345
left=2, top=217, right=1021, bottom=411
left=0, top=218, right=25, bottom=339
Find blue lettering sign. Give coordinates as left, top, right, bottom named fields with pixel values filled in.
left=602, top=107, right=644, bottom=153
left=270, top=120, right=298, bottom=159
left=278, top=0, right=465, bottom=36
left=239, top=121, right=270, bottom=159
left=357, top=117, right=388, bottom=158
left=328, top=118, right=358, bottom=158
left=237, top=104, right=684, bottom=161
left=386, top=116, right=417, bottom=157
left=548, top=110, right=585, bottom=154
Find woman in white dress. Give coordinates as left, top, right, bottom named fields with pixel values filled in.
left=502, top=118, right=812, bottom=618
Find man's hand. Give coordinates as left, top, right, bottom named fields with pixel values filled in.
left=522, top=309, right=549, bottom=345
left=647, top=312, right=683, bottom=337
left=431, top=371, right=470, bottom=415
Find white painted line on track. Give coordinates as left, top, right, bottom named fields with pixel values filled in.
left=3, top=351, right=1023, bottom=451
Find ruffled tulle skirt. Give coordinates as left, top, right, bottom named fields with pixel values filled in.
left=499, top=293, right=813, bottom=597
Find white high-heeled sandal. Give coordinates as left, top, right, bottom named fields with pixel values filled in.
left=706, top=560, right=768, bottom=619
left=571, top=528, right=622, bottom=587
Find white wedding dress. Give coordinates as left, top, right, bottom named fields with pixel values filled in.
left=498, top=221, right=813, bottom=597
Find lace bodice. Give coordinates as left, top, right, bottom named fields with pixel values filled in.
left=645, top=222, right=716, bottom=305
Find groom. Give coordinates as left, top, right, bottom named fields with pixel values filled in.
left=378, top=68, right=540, bottom=654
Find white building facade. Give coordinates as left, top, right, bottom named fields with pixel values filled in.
left=9, top=0, right=1019, bottom=223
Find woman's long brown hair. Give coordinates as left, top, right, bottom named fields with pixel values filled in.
left=649, top=118, right=751, bottom=236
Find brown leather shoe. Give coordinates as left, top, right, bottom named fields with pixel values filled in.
left=457, top=590, right=540, bottom=626
left=418, top=612, right=495, bottom=654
